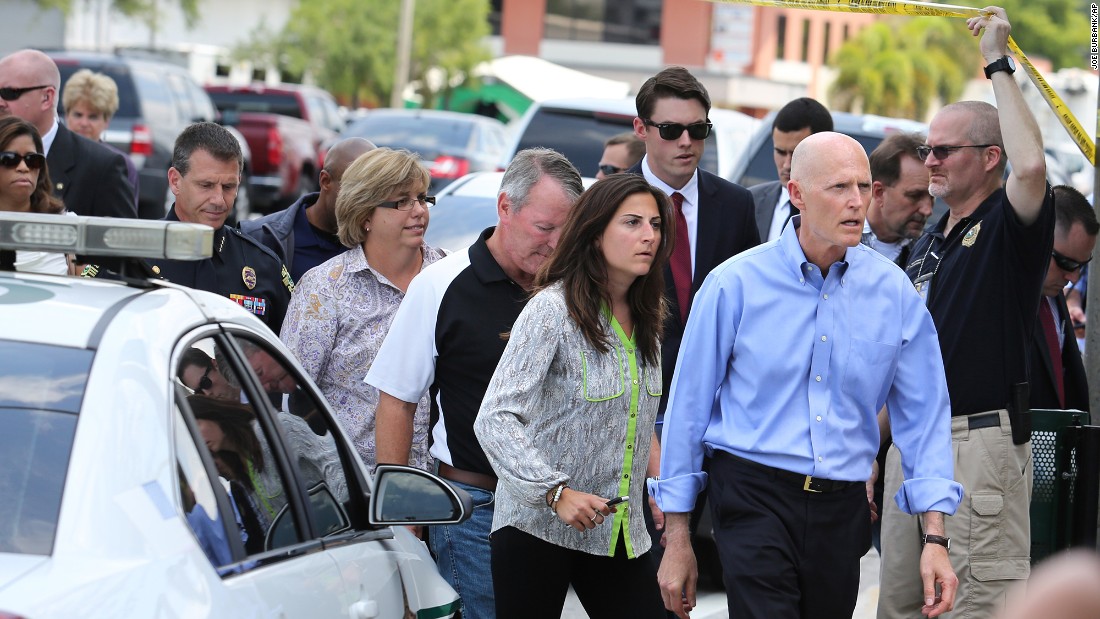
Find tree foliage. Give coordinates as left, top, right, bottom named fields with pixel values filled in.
left=957, top=0, right=1091, bottom=69
left=33, top=0, right=200, bottom=28
left=829, top=17, right=981, bottom=119
left=272, top=0, right=490, bottom=108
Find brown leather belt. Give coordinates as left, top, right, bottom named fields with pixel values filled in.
left=438, top=462, right=497, bottom=491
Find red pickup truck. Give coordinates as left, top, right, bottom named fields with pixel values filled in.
left=206, top=83, right=343, bottom=210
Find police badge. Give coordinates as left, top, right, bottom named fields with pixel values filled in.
left=242, top=266, right=257, bottom=290
left=961, top=221, right=980, bottom=248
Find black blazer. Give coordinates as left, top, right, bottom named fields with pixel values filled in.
left=628, top=163, right=761, bottom=416
left=749, top=180, right=783, bottom=241
left=47, top=123, right=137, bottom=218
left=1029, top=293, right=1089, bottom=412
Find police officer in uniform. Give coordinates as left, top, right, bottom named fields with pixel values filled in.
left=150, top=122, right=293, bottom=333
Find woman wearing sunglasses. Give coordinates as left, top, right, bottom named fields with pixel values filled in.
left=280, top=148, right=444, bottom=473
left=0, top=116, right=68, bottom=274
left=474, top=174, right=673, bottom=618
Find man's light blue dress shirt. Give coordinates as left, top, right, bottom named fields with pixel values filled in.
left=650, top=218, right=962, bottom=517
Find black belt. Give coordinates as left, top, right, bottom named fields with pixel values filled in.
left=715, top=451, right=862, bottom=493
left=438, top=462, right=497, bottom=491
left=967, top=412, right=1001, bottom=431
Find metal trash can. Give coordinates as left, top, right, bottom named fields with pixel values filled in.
left=1029, top=409, right=1088, bottom=563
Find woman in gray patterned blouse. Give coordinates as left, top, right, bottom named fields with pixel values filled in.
left=280, top=148, right=445, bottom=473
left=474, top=173, right=674, bottom=618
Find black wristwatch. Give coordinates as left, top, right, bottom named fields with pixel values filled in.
left=984, top=56, right=1016, bottom=79
left=922, top=534, right=951, bottom=549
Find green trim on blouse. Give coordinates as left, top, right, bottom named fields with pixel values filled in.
left=605, top=305, right=640, bottom=559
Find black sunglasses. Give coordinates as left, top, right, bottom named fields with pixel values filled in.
left=195, top=366, right=213, bottom=395
left=1052, top=249, right=1092, bottom=273
left=378, top=194, right=435, bottom=211
left=598, top=164, right=625, bottom=176
left=643, top=119, right=712, bottom=141
left=0, top=151, right=46, bottom=170
left=0, top=85, right=49, bottom=101
left=915, top=144, right=997, bottom=162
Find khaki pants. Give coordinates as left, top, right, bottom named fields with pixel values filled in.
left=878, top=410, right=1032, bottom=619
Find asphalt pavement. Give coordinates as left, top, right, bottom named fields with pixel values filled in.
left=562, top=549, right=882, bottom=619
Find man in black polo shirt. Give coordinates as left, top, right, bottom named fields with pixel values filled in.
left=878, top=8, right=1054, bottom=619
left=367, top=148, right=583, bottom=619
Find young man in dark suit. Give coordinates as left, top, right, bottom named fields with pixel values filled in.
left=0, top=49, right=136, bottom=220
left=749, top=97, right=832, bottom=242
left=1029, top=184, right=1096, bottom=413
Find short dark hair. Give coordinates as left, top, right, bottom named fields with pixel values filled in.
left=773, top=97, right=833, bottom=134
left=1053, top=185, right=1100, bottom=237
left=635, top=66, right=711, bottom=121
left=604, top=131, right=646, bottom=166
left=172, top=121, right=243, bottom=175
left=869, top=132, right=926, bottom=186
left=177, top=347, right=214, bottom=382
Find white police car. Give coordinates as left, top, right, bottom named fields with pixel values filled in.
left=0, top=213, right=467, bottom=618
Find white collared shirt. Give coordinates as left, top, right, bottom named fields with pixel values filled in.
left=767, top=185, right=792, bottom=242
left=41, top=117, right=59, bottom=155
left=641, top=155, right=699, bottom=273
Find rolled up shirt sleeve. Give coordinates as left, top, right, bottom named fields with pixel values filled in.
left=887, top=285, right=963, bottom=516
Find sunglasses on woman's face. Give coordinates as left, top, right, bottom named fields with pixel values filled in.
left=0, top=151, right=46, bottom=170
left=195, top=366, right=214, bottom=395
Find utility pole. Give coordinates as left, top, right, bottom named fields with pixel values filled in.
left=391, top=0, right=415, bottom=109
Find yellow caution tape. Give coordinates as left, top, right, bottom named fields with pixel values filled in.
left=709, top=0, right=1096, bottom=165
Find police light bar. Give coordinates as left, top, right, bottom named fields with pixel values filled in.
left=0, top=212, right=213, bottom=260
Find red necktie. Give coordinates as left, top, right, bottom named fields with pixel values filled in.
left=670, top=192, right=692, bottom=324
left=1039, top=300, right=1065, bottom=408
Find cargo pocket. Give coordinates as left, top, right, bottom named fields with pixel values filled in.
left=968, top=491, right=1031, bottom=582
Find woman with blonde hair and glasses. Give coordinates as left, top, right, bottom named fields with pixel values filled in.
left=280, top=147, right=444, bottom=472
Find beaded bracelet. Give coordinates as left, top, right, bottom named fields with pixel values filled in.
left=548, top=483, right=567, bottom=513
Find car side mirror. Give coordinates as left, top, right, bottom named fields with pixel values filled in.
left=369, top=465, right=472, bottom=526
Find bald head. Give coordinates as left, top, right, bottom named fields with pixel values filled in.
left=0, top=50, right=61, bottom=135
left=311, top=137, right=376, bottom=233
left=790, top=132, right=868, bottom=185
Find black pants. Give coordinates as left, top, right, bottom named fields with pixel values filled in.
left=491, top=526, right=665, bottom=619
left=709, top=452, right=870, bottom=619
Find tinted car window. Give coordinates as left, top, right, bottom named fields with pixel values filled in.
left=131, top=65, right=177, bottom=129
left=0, top=341, right=92, bottom=555
left=516, top=108, right=719, bottom=178
left=55, top=61, right=141, bottom=118
left=208, top=92, right=304, bottom=119
left=346, top=116, right=475, bottom=155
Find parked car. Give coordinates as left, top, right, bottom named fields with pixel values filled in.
left=341, top=109, right=509, bottom=192
left=0, top=213, right=466, bottom=618
left=504, top=97, right=759, bottom=181
left=206, top=83, right=342, bottom=210
left=49, top=51, right=254, bottom=221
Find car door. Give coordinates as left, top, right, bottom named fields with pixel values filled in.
left=173, top=332, right=350, bottom=617
left=220, top=330, right=410, bottom=618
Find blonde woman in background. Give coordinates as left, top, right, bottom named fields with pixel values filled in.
left=62, top=69, right=139, bottom=208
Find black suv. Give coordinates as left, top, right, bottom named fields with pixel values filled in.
left=49, top=51, right=253, bottom=220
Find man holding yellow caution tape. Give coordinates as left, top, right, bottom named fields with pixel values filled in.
left=880, top=6, right=1054, bottom=619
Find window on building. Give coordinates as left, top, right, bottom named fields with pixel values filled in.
left=843, top=24, right=850, bottom=41
left=800, top=19, right=811, bottom=62
left=823, top=22, right=832, bottom=62
left=489, top=0, right=503, bottom=35
left=544, top=0, right=662, bottom=45
left=777, top=15, right=788, bottom=58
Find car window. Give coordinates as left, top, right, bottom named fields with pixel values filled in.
left=424, top=193, right=500, bottom=252
left=54, top=60, right=141, bottom=119
left=736, top=132, right=888, bottom=188
left=0, top=340, right=91, bottom=556
left=346, top=115, right=476, bottom=158
left=208, top=91, right=304, bottom=119
left=516, top=108, right=719, bottom=178
left=166, top=73, right=195, bottom=122
left=226, top=334, right=360, bottom=537
left=175, top=337, right=308, bottom=567
left=131, top=65, right=177, bottom=128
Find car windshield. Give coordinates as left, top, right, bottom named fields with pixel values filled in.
left=516, top=108, right=720, bottom=179
left=0, top=341, right=92, bottom=556
left=345, top=116, right=475, bottom=156
left=424, top=194, right=499, bottom=252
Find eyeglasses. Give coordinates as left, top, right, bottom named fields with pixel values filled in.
left=0, top=85, right=49, bottom=101
left=194, top=366, right=213, bottom=395
left=1052, top=249, right=1092, bottom=273
left=0, top=151, right=46, bottom=170
left=598, top=164, right=625, bottom=176
left=377, top=194, right=435, bottom=211
left=643, top=119, right=712, bottom=141
left=915, top=144, right=997, bottom=162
